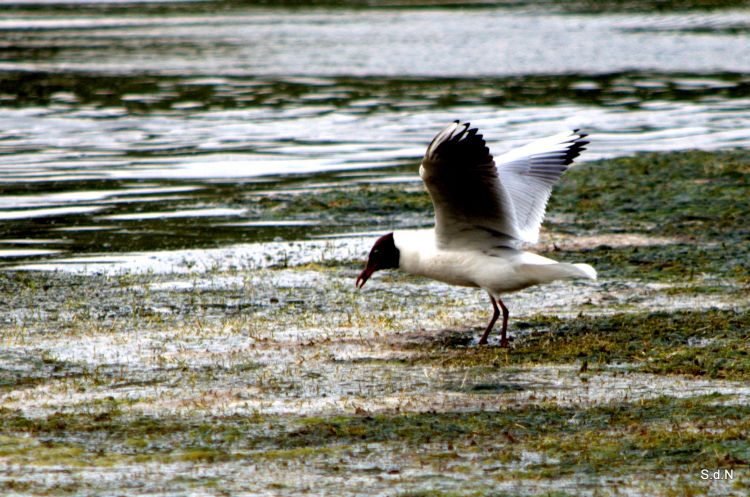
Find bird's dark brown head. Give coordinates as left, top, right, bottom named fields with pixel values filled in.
left=356, top=232, right=400, bottom=289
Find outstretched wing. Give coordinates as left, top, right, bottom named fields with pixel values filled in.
left=494, top=129, right=588, bottom=243
left=419, top=121, right=519, bottom=250
left=419, top=121, right=588, bottom=249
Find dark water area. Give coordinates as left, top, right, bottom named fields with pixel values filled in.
left=1, top=1, right=749, bottom=269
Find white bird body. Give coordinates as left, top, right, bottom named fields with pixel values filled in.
left=394, top=228, right=595, bottom=294
left=357, top=121, right=596, bottom=347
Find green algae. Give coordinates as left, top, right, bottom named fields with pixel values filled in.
left=417, top=309, right=750, bottom=380
left=546, top=150, right=750, bottom=281
left=2, top=395, right=747, bottom=485
left=2, top=149, right=749, bottom=496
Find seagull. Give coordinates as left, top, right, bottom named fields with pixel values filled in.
left=356, top=121, right=596, bottom=347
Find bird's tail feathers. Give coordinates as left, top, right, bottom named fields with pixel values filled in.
left=520, top=262, right=597, bottom=284
left=572, top=263, right=597, bottom=280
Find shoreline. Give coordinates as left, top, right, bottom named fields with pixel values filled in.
left=1, top=148, right=749, bottom=496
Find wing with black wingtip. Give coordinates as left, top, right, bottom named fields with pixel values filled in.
left=419, top=121, right=588, bottom=249
left=493, top=129, right=588, bottom=243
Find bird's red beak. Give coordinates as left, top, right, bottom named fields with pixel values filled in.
left=356, top=265, right=375, bottom=289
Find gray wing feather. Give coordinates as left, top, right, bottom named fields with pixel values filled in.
left=495, top=130, right=588, bottom=243
left=419, top=121, right=588, bottom=249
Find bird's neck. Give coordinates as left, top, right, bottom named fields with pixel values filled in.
left=392, top=229, right=436, bottom=274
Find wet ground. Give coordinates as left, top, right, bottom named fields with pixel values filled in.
left=2, top=149, right=749, bottom=496
left=2, top=0, right=750, bottom=495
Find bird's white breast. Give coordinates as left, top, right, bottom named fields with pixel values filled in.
left=393, top=229, right=501, bottom=289
left=392, top=229, right=566, bottom=294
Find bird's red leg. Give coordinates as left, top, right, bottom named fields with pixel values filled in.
left=478, top=293, right=500, bottom=345
left=498, top=298, right=510, bottom=348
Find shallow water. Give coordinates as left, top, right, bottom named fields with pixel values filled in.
left=2, top=1, right=750, bottom=268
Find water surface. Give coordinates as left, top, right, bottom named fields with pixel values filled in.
left=2, top=1, right=750, bottom=268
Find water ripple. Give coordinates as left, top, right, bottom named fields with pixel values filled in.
left=2, top=5, right=750, bottom=267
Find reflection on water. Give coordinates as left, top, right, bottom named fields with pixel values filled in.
left=1, top=1, right=750, bottom=268
left=3, top=7, right=750, bottom=76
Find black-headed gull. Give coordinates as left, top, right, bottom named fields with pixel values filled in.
left=356, top=121, right=596, bottom=347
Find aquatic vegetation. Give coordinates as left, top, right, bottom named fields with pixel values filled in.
left=1, top=393, right=748, bottom=495
left=419, top=309, right=750, bottom=379
left=2, top=0, right=749, bottom=492
left=2, top=122, right=750, bottom=495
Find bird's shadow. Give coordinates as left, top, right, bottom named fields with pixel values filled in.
left=391, top=328, right=511, bottom=349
